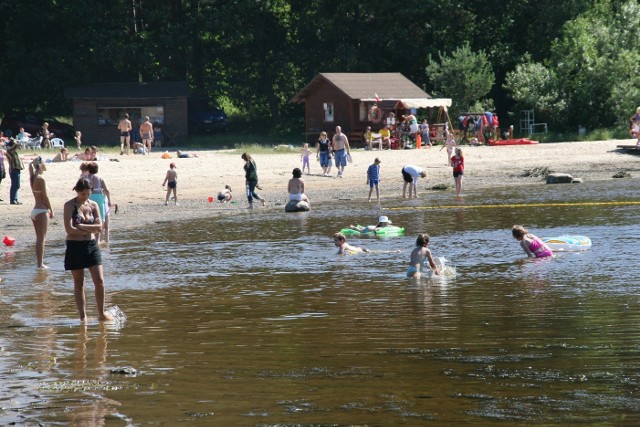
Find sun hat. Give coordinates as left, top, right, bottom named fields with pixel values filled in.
left=378, top=215, right=391, bottom=224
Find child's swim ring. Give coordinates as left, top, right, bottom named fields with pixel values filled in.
left=542, top=235, right=591, bottom=252
left=340, top=225, right=405, bottom=236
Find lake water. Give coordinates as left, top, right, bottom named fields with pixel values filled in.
left=1, top=179, right=640, bottom=425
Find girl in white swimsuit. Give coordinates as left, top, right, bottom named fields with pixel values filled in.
left=29, top=157, right=54, bottom=269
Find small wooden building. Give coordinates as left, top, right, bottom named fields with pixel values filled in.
left=64, top=81, right=189, bottom=146
left=290, top=72, right=451, bottom=145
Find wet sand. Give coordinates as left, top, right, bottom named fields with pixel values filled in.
left=1, top=139, right=637, bottom=248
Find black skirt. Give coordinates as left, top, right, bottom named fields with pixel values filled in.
left=64, top=240, right=102, bottom=271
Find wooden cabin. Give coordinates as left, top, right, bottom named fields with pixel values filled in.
left=290, top=72, right=452, bottom=145
left=64, top=81, right=189, bottom=146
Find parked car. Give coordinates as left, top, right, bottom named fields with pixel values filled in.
left=188, top=98, right=229, bottom=133
left=0, top=112, right=76, bottom=139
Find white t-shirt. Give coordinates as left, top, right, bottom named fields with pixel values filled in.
left=403, top=164, right=423, bottom=185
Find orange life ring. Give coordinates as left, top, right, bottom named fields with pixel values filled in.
left=369, top=105, right=382, bottom=123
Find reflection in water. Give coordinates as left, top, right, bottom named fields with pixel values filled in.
left=0, top=179, right=639, bottom=424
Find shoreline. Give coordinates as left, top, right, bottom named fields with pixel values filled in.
left=1, top=139, right=637, bottom=257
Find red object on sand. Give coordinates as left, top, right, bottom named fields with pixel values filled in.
left=3, top=236, right=16, bottom=246
left=208, top=196, right=214, bottom=203
left=488, top=138, right=539, bottom=146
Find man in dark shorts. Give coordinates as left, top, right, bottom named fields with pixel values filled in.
left=118, top=113, right=132, bottom=155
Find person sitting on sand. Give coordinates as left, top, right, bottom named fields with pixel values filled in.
left=333, top=232, right=368, bottom=255
left=72, top=148, right=93, bottom=161
left=287, top=168, right=311, bottom=208
left=177, top=150, right=198, bottom=158
left=132, top=141, right=148, bottom=155
left=217, top=185, right=233, bottom=203
left=52, top=148, right=69, bottom=162
left=511, top=225, right=553, bottom=258
left=407, top=233, right=440, bottom=278
left=348, top=215, right=393, bottom=233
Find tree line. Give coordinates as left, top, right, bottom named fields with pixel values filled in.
left=0, top=0, right=636, bottom=134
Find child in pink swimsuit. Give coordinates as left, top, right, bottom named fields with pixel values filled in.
left=512, top=225, right=553, bottom=258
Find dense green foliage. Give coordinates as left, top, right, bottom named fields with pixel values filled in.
left=0, top=0, right=635, bottom=133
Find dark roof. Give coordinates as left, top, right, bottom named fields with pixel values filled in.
left=64, top=81, right=190, bottom=99
left=290, top=73, right=430, bottom=103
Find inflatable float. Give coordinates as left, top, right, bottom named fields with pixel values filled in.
left=542, top=235, right=592, bottom=252
left=488, top=138, right=539, bottom=146
left=340, top=225, right=405, bottom=236
left=284, top=200, right=310, bottom=212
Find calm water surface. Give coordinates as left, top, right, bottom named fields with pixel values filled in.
left=1, top=179, right=640, bottom=425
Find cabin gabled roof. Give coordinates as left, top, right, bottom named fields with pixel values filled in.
left=290, top=73, right=430, bottom=103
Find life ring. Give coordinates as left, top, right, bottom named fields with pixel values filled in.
left=369, top=105, right=383, bottom=123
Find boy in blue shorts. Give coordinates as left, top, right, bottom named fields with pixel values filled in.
left=366, top=157, right=381, bottom=203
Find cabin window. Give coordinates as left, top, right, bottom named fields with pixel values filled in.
left=359, top=102, right=367, bottom=121
left=323, top=102, right=334, bottom=122
left=97, top=106, right=165, bottom=126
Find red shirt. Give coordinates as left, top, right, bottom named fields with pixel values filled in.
left=451, top=156, right=464, bottom=173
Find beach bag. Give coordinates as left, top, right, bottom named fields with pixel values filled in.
left=347, top=153, right=353, bottom=163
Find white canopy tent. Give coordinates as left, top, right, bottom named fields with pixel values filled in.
left=393, top=98, right=452, bottom=109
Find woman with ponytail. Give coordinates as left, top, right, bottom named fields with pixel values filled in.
left=29, top=157, right=54, bottom=269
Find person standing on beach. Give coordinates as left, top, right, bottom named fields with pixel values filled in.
left=441, top=130, right=456, bottom=166
left=118, top=113, right=132, bottom=155
left=242, top=152, right=265, bottom=209
left=401, top=164, right=427, bottom=199
left=419, top=119, right=432, bottom=147
left=29, top=156, right=54, bottom=269
left=162, top=162, right=178, bottom=206
left=139, top=116, right=154, bottom=154
left=366, top=157, right=381, bottom=203
left=631, top=107, right=640, bottom=144
left=451, top=148, right=464, bottom=196
left=63, top=178, right=113, bottom=322
left=316, top=131, right=332, bottom=176
left=6, top=140, right=24, bottom=204
left=301, top=143, right=311, bottom=175
left=331, top=126, right=351, bottom=178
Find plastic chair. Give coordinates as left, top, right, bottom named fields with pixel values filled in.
left=27, top=136, right=43, bottom=150
left=50, top=138, right=65, bottom=148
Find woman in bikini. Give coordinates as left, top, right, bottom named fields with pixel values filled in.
left=63, top=178, right=113, bottom=322
left=29, top=157, right=54, bottom=269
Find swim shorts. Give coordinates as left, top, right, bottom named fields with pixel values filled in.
left=65, top=240, right=102, bottom=270
left=402, top=168, right=414, bottom=183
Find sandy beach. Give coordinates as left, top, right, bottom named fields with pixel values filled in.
left=1, top=139, right=637, bottom=250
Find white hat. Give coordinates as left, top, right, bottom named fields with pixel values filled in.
left=378, top=215, right=391, bottom=224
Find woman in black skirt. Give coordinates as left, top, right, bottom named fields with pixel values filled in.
left=63, top=178, right=113, bottom=322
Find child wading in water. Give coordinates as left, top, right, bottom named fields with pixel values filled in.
left=301, top=143, right=311, bottom=175
left=333, top=232, right=369, bottom=255
left=366, top=157, right=381, bottom=203
left=511, top=225, right=553, bottom=258
left=407, top=233, right=440, bottom=278
left=162, top=163, right=178, bottom=206
left=451, top=147, right=464, bottom=196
